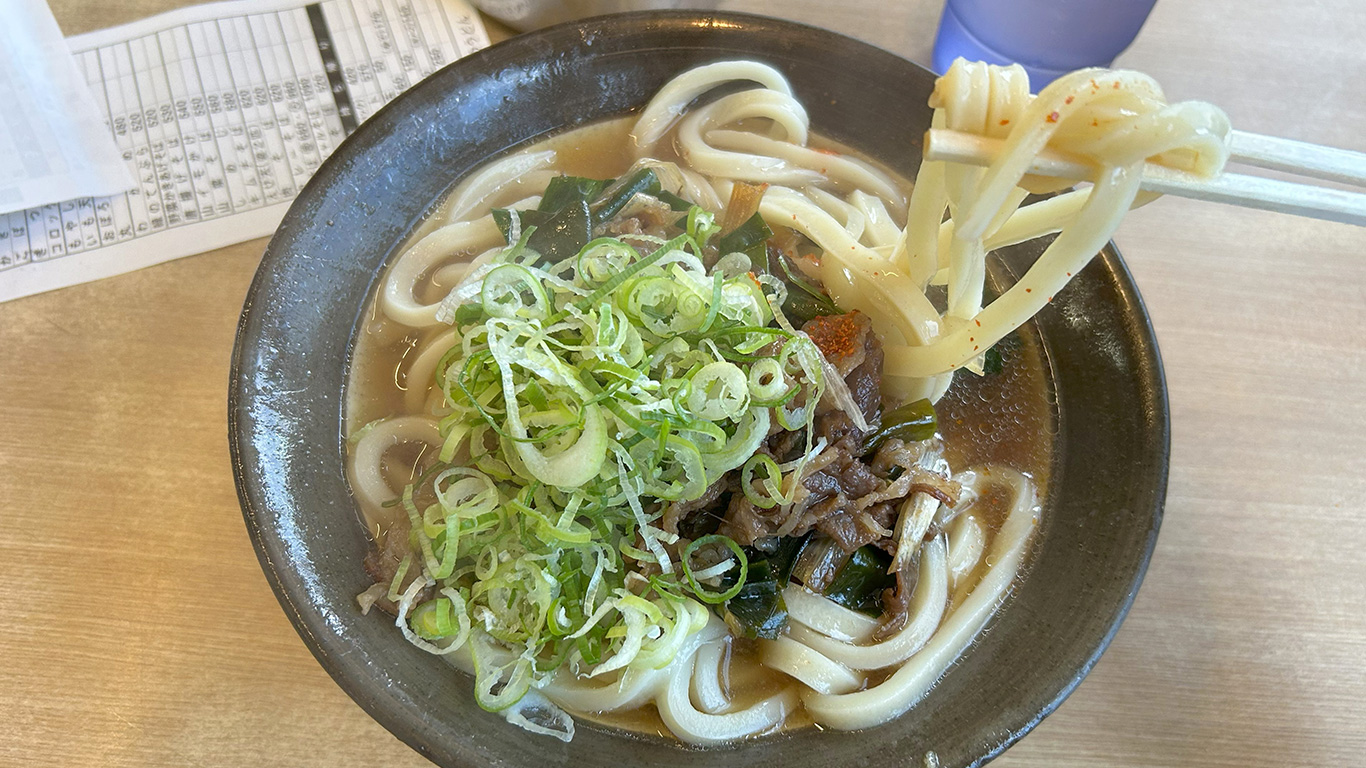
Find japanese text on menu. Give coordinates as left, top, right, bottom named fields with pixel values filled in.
left=0, top=0, right=487, bottom=300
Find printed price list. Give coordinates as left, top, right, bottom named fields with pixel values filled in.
left=0, top=0, right=487, bottom=299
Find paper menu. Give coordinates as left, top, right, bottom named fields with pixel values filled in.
left=0, top=0, right=136, bottom=215
left=0, top=0, right=490, bottom=304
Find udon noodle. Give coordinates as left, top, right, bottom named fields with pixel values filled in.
left=346, top=59, right=1229, bottom=743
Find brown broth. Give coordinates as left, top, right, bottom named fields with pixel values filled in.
left=345, top=117, right=1056, bottom=740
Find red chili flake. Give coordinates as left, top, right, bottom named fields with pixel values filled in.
left=1066, top=272, right=1072, bottom=277
left=1048, top=295, right=1054, bottom=302
left=999, top=118, right=1010, bottom=126
left=1065, top=95, right=1074, bottom=105
left=1025, top=288, right=1032, bottom=293
left=969, top=337, right=975, bottom=342
left=1091, top=119, right=1099, bottom=127
left=1046, top=111, right=1060, bottom=123
left=975, top=319, right=981, bottom=327
left=804, top=311, right=865, bottom=359
left=973, top=345, right=979, bottom=351
left=1113, top=82, right=1121, bottom=89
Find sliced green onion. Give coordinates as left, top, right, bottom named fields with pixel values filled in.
left=630, top=434, right=706, bottom=501
left=682, top=534, right=748, bottom=604
left=741, top=453, right=784, bottom=510
left=576, top=237, right=636, bottom=285
left=386, top=554, right=412, bottom=603
left=571, top=234, right=689, bottom=315
left=366, top=188, right=839, bottom=717
left=685, top=206, right=721, bottom=250
left=481, top=263, right=551, bottom=319
left=700, top=406, right=770, bottom=478
left=410, top=597, right=458, bottom=639
left=686, top=361, right=749, bottom=421
left=472, top=639, right=534, bottom=711
left=747, top=357, right=787, bottom=401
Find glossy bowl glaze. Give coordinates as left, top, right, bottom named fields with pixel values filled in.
left=229, top=11, right=1167, bottom=768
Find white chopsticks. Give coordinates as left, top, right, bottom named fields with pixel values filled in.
left=922, top=128, right=1366, bottom=227
left=1228, top=130, right=1366, bottom=186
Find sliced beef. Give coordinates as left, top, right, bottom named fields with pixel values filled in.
left=869, top=438, right=923, bottom=476
left=664, top=477, right=729, bottom=538
left=603, top=194, right=676, bottom=243
left=802, top=470, right=842, bottom=498
left=765, top=427, right=808, bottom=464
left=813, top=410, right=864, bottom=452
left=363, top=520, right=431, bottom=617
left=803, top=311, right=871, bottom=377
left=832, top=457, right=882, bottom=498
left=874, top=565, right=918, bottom=641
left=714, top=307, right=958, bottom=633
left=717, top=490, right=778, bottom=548
left=802, top=311, right=883, bottom=421
left=812, top=509, right=863, bottom=552
left=815, top=501, right=901, bottom=553
left=845, top=329, right=883, bottom=422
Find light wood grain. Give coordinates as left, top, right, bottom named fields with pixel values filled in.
left=3, top=1, right=1363, bottom=766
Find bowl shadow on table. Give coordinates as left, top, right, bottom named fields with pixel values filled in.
left=229, top=11, right=1168, bottom=768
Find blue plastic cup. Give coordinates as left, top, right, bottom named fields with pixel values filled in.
left=932, top=0, right=1157, bottom=89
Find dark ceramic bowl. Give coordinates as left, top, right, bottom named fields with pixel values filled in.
left=229, top=11, right=1167, bottom=768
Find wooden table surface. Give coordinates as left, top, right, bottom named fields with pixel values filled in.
left=4, top=1, right=1363, bottom=765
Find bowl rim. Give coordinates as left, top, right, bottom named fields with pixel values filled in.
left=229, top=10, right=1169, bottom=767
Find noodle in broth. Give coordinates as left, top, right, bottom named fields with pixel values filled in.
left=344, top=58, right=1227, bottom=743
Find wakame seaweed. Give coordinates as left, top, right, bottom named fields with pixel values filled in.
left=590, top=168, right=661, bottom=226
left=822, top=545, right=897, bottom=616
left=492, top=170, right=664, bottom=265
left=532, top=198, right=592, bottom=264
left=541, top=175, right=609, bottom=214
left=656, top=189, right=694, bottom=212
left=715, top=534, right=810, bottom=639
left=981, top=329, right=1023, bottom=375
left=774, top=249, right=842, bottom=319
left=716, top=211, right=773, bottom=261
left=721, top=559, right=788, bottom=640
left=862, top=398, right=938, bottom=455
